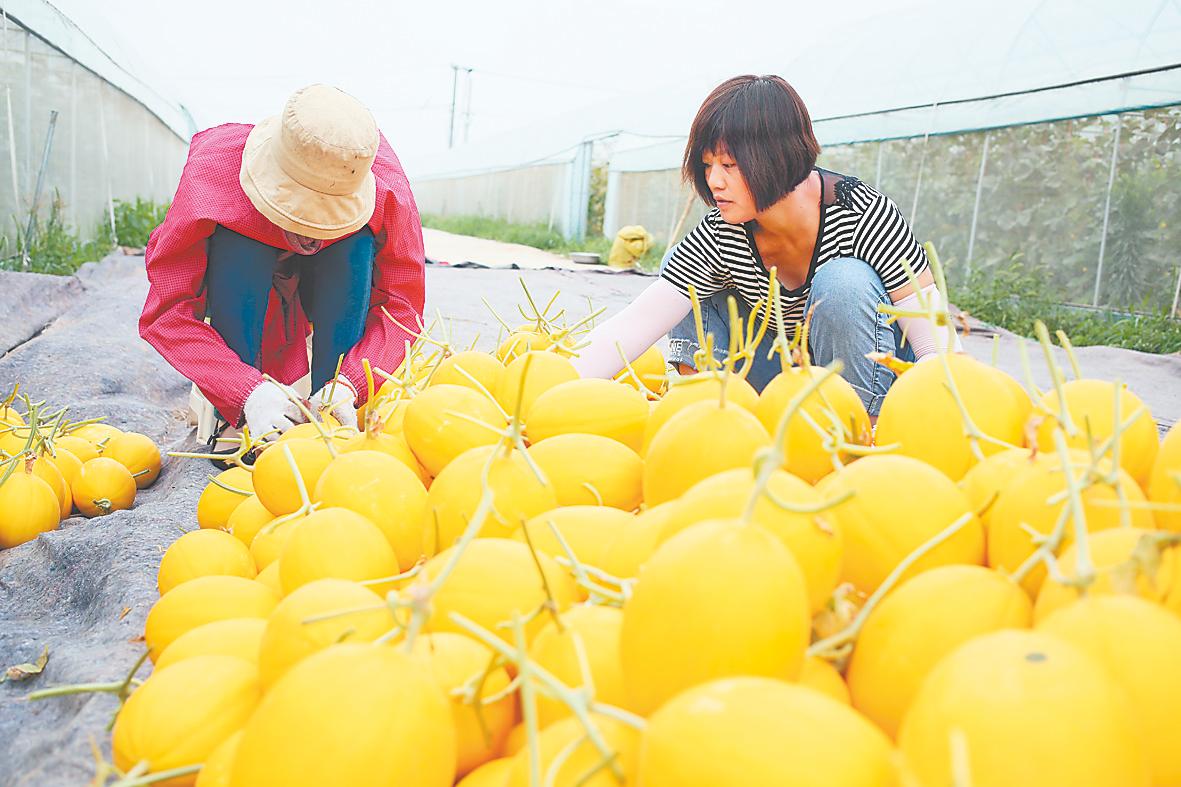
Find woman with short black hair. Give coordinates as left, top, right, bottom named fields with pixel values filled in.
left=573, top=75, right=959, bottom=415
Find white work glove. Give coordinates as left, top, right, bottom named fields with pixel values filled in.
left=243, top=380, right=305, bottom=441
left=310, top=376, right=358, bottom=429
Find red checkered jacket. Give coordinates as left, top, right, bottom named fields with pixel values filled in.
left=139, top=123, right=425, bottom=426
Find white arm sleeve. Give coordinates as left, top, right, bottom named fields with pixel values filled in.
left=894, top=283, right=963, bottom=360
left=570, top=278, right=692, bottom=379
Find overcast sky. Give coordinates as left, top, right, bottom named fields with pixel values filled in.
left=48, top=0, right=928, bottom=172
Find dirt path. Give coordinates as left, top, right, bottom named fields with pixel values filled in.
left=423, top=227, right=617, bottom=272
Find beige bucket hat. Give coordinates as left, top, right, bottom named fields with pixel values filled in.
left=240, top=84, right=379, bottom=240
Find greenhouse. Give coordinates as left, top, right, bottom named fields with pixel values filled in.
left=413, top=0, right=1181, bottom=314
left=0, top=0, right=191, bottom=264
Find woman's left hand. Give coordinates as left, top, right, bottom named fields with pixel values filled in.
left=311, top=376, right=358, bottom=429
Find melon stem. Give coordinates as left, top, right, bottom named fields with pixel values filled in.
left=108, top=763, right=202, bottom=787
left=261, top=374, right=338, bottom=459
left=518, top=520, right=566, bottom=631
left=808, top=512, right=975, bottom=661
left=451, top=611, right=640, bottom=783
left=1035, top=321, right=1079, bottom=439
left=1055, top=330, right=1083, bottom=380
left=744, top=362, right=844, bottom=523
left=1052, top=429, right=1097, bottom=591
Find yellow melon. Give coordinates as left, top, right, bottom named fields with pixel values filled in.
left=615, top=344, right=666, bottom=396
left=1038, top=595, right=1181, bottom=785
left=403, top=384, right=505, bottom=477
left=104, top=431, right=161, bottom=488
left=225, top=495, right=273, bottom=547
left=342, top=429, right=428, bottom=483
left=657, top=467, right=842, bottom=613
left=513, top=506, right=633, bottom=578
left=643, top=400, right=771, bottom=506
left=816, top=455, right=984, bottom=595
left=1032, top=527, right=1181, bottom=621
left=424, top=444, right=557, bottom=553
left=144, top=575, right=278, bottom=660
left=158, top=528, right=257, bottom=595
left=72, top=456, right=137, bottom=517
left=527, top=605, right=631, bottom=727
left=408, top=633, right=516, bottom=777
left=1034, top=379, right=1158, bottom=490
left=155, top=618, right=267, bottom=671
left=113, top=656, right=259, bottom=786
left=495, top=351, right=579, bottom=418
left=528, top=433, right=643, bottom=510
left=898, top=630, right=1149, bottom=787
left=526, top=379, right=649, bottom=452
left=430, top=350, right=506, bottom=394
left=313, top=450, right=428, bottom=570
left=277, top=507, right=401, bottom=596
left=797, top=656, right=850, bottom=705
left=251, top=439, right=333, bottom=517
left=875, top=354, right=1031, bottom=481
left=755, top=365, right=871, bottom=483
left=845, top=565, right=1032, bottom=738
left=638, top=677, right=894, bottom=786
left=643, top=371, right=759, bottom=453
left=417, top=538, right=577, bottom=646
left=257, top=578, right=395, bottom=689
left=229, top=644, right=455, bottom=786
left=620, top=519, right=810, bottom=715
left=197, top=467, right=255, bottom=530
left=987, top=450, right=1154, bottom=595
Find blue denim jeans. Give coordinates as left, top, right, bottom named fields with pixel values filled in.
left=205, top=226, right=374, bottom=393
left=665, top=254, right=914, bottom=414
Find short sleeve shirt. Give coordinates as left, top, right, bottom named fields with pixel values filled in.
left=660, top=168, right=929, bottom=333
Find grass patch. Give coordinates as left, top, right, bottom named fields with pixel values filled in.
left=952, top=259, right=1181, bottom=354
left=110, top=197, right=170, bottom=249
left=0, top=195, right=169, bottom=276
left=422, top=213, right=665, bottom=272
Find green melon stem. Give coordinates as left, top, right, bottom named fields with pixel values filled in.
left=808, top=512, right=975, bottom=661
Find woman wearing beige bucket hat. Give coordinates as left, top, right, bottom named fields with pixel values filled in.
left=139, top=84, right=425, bottom=456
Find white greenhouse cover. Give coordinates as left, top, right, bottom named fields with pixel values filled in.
left=1, top=0, right=195, bottom=140
left=414, top=0, right=1181, bottom=179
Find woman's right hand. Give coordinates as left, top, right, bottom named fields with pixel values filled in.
left=243, top=380, right=305, bottom=441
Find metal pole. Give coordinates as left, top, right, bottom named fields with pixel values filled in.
left=462, top=67, right=473, bottom=143
left=98, top=84, right=115, bottom=243
left=1092, top=114, right=1123, bottom=307
left=965, top=132, right=990, bottom=275
left=1171, top=263, right=1181, bottom=318
left=21, top=109, right=58, bottom=269
left=909, top=102, right=937, bottom=229
left=447, top=65, right=458, bottom=148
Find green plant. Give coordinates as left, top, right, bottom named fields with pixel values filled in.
left=951, top=257, right=1181, bottom=354
left=111, top=197, right=169, bottom=249
left=586, top=165, right=607, bottom=238
left=0, top=195, right=170, bottom=275
left=2, top=193, right=111, bottom=275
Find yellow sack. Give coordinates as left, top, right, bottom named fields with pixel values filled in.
left=608, top=225, right=654, bottom=270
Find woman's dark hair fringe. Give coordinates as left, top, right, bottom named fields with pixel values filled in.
left=682, top=75, right=821, bottom=212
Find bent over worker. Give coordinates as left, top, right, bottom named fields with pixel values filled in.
left=139, top=84, right=425, bottom=449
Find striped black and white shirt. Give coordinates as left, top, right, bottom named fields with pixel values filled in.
left=661, top=168, right=929, bottom=333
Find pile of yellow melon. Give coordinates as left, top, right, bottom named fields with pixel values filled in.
left=0, top=389, right=161, bottom=548
left=42, top=300, right=1181, bottom=787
